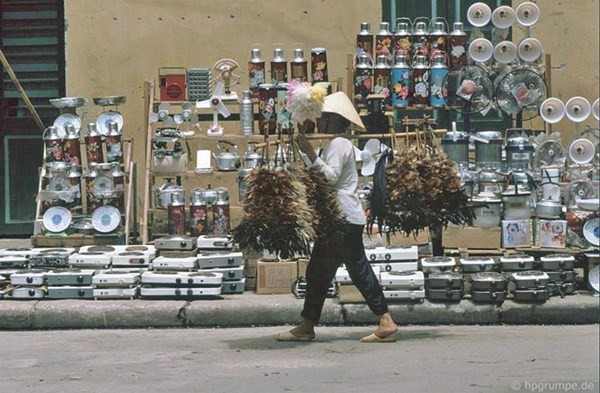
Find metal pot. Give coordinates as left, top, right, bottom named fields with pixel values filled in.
left=214, top=140, right=240, bottom=171
left=243, top=142, right=262, bottom=169
left=442, top=131, right=469, bottom=169
left=535, top=200, right=563, bottom=219
left=72, top=218, right=95, bottom=235
left=154, top=179, right=184, bottom=209
left=473, top=131, right=503, bottom=170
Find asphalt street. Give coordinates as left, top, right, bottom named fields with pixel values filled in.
left=1, top=325, right=598, bottom=393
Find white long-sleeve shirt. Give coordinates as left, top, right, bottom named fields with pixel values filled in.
left=311, top=136, right=366, bottom=225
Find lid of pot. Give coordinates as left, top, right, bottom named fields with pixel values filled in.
left=471, top=271, right=504, bottom=281
left=473, top=192, right=501, bottom=203
left=442, top=131, right=469, bottom=141
left=502, top=187, right=531, bottom=196
left=475, top=131, right=502, bottom=140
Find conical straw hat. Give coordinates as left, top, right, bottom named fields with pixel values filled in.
left=322, top=92, right=366, bottom=130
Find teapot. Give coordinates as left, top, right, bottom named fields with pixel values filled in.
left=243, top=142, right=263, bottom=169
left=213, top=140, right=240, bottom=171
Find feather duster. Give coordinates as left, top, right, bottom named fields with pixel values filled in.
left=294, top=165, right=346, bottom=245
left=286, top=80, right=328, bottom=124
left=232, top=166, right=315, bottom=259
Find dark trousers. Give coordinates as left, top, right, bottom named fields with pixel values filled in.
left=301, top=223, right=389, bottom=323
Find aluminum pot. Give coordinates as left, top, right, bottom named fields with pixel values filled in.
left=535, top=200, right=563, bottom=219
left=154, top=180, right=184, bottom=209
left=214, top=140, right=240, bottom=171
left=243, top=143, right=263, bottom=169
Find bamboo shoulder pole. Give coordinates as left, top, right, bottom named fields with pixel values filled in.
left=0, top=47, right=45, bottom=132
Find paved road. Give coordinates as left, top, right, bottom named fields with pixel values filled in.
left=1, top=325, right=598, bottom=393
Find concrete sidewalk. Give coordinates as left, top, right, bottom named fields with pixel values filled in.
left=0, top=291, right=598, bottom=330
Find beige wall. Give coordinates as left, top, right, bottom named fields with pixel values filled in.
left=64, top=0, right=598, bottom=223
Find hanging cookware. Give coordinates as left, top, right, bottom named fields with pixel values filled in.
left=214, top=140, right=240, bottom=171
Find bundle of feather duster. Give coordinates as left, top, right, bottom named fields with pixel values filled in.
left=232, top=163, right=345, bottom=259
left=368, top=135, right=474, bottom=238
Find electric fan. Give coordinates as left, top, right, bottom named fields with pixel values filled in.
left=494, top=68, right=547, bottom=121
left=149, top=102, right=177, bottom=128
left=535, top=140, right=564, bottom=168
left=196, top=82, right=232, bottom=137
left=443, top=64, right=494, bottom=115
left=211, top=58, right=241, bottom=99
left=172, top=102, right=198, bottom=137
left=593, top=98, right=599, bottom=121
left=539, top=97, right=565, bottom=124
left=568, top=179, right=597, bottom=205
left=357, top=139, right=391, bottom=177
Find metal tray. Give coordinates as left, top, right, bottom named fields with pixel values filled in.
left=93, top=95, right=127, bottom=106
left=49, top=96, right=88, bottom=109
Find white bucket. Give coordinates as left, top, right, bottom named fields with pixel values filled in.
left=540, top=168, right=561, bottom=201
left=472, top=194, right=502, bottom=227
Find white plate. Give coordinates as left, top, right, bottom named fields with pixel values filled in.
left=96, top=111, right=124, bottom=136
left=43, top=206, right=72, bottom=233
left=583, top=218, right=600, bottom=247
left=91, top=205, right=121, bottom=233
left=53, top=113, right=82, bottom=138
left=589, top=265, right=600, bottom=292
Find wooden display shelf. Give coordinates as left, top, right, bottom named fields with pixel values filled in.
left=31, top=232, right=126, bottom=247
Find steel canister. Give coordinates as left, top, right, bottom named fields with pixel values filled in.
left=442, top=131, right=469, bottom=169
left=428, top=19, right=448, bottom=60
left=212, top=195, right=230, bottom=236
left=189, top=192, right=208, bottom=237
left=506, top=136, right=534, bottom=171
left=105, top=121, right=122, bottom=164
left=248, top=48, right=266, bottom=100
left=412, top=55, right=430, bottom=107
left=429, top=54, right=448, bottom=108
left=412, top=20, right=430, bottom=58
left=393, top=19, right=412, bottom=60
left=168, top=192, right=186, bottom=236
left=237, top=167, right=253, bottom=203
left=356, top=22, right=374, bottom=64
left=474, top=131, right=503, bottom=170
left=310, top=47, right=328, bottom=83
left=290, top=48, right=308, bottom=83
left=44, top=126, right=63, bottom=163
left=375, top=22, right=393, bottom=64
left=63, top=124, right=81, bottom=166
left=239, top=90, right=255, bottom=136
left=85, top=122, right=103, bottom=164
left=276, top=82, right=291, bottom=131
left=449, top=22, right=468, bottom=68
left=373, top=55, right=391, bottom=106
left=84, top=163, right=102, bottom=214
left=109, top=162, right=125, bottom=212
left=258, top=83, right=277, bottom=135
left=353, top=53, right=373, bottom=106
left=270, top=48, right=287, bottom=85
left=391, top=54, right=411, bottom=108
left=66, top=165, right=82, bottom=216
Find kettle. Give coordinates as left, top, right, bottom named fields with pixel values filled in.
left=213, top=140, right=240, bottom=171
left=243, top=142, right=263, bottom=169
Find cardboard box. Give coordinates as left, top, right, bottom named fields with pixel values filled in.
left=256, top=260, right=297, bottom=294
left=442, top=226, right=501, bottom=249
left=536, top=219, right=567, bottom=249
left=502, top=220, right=532, bottom=248
left=297, top=258, right=309, bottom=278
left=338, top=284, right=366, bottom=303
